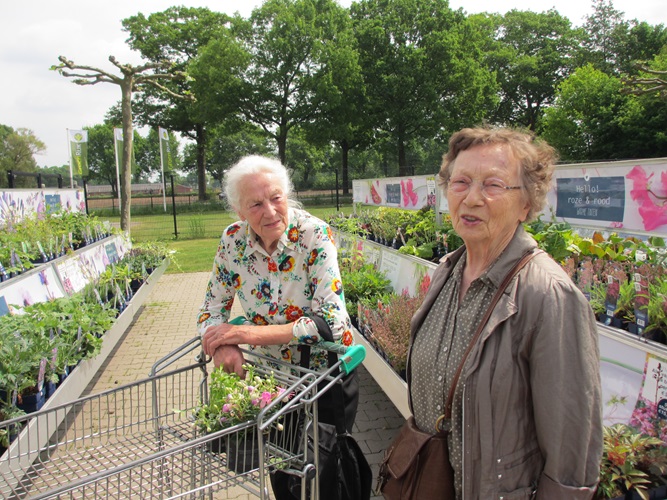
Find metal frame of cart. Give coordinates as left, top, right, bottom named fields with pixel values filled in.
left=0, top=336, right=365, bottom=499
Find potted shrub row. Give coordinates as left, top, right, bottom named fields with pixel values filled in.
left=0, top=242, right=170, bottom=455
left=329, top=207, right=667, bottom=346
left=0, top=211, right=115, bottom=282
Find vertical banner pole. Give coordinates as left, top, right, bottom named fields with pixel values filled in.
left=113, top=129, right=123, bottom=215
left=66, top=128, right=74, bottom=188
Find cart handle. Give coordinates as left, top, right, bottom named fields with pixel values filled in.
left=228, top=315, right=366, bottom=374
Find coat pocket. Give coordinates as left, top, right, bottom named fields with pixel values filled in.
left=497, top=485, right=536, bottom=500
left=496, top=446, right=542, bottom=494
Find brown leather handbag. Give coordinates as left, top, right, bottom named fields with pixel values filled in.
left=377, top=250, right=538, bottom=500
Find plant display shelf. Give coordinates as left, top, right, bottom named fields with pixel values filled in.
left=337, top=230, right=667, bottom=422
left=0, top=258, right=168, bottom=466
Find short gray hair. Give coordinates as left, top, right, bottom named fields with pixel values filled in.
left=223, top=155, right=299, bottom=212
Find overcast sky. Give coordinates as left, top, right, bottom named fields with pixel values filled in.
left=1, top=0, right=665, bottom=168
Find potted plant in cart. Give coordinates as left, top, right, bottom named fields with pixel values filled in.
left=194, top=364, right=287, bottom=473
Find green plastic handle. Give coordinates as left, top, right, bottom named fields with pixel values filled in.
left=228, top=316, right=248, bottom=325
left=339, top=344, right=366, bottom=375
left=227, top=316, right=366, bottom=374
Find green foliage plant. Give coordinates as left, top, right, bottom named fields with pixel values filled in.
left=596, top=424, right=667, bottom=500
left=338, top=250, right=392, bottom=318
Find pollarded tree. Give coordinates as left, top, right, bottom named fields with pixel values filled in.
left=51, top=55, right=190, bottom=231
left=623, top=52, right=667, bottom=98
left=351, top=0, right=497, bottom=177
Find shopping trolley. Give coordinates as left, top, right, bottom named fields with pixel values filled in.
left=0, top=322, right=366, bottom=499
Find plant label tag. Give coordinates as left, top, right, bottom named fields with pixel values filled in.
left=658, top=399, right=667, bottom=420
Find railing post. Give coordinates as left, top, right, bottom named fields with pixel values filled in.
left=7, top=170, right=13, bottom=189
left=82, top=178, right=89, bottom=215
left=171, top=174, right=178, bottom=239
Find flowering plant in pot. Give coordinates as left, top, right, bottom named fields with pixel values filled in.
left=194, top=364, right=287, bottom=470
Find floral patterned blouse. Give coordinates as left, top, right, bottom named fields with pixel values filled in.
left=196, top=208, right=354, bottom=371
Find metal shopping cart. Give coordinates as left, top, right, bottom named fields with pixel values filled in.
left=0, top=327, right=365, bottom=499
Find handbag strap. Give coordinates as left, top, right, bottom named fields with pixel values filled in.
left=438, top=249, right=540, bottom=426
left=300, top=317, right=348, bottom=435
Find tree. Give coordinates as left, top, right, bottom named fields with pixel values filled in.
left=581, top=0, right=629, bottom=75
left=616, top=21, right=667, bottom=74
left=185, top=123, right=273, bottom=190
left=0, top=126, right=45, bottom=188
left=122, top=7, right=236, bottom=201
left=52, top=55, right=191, bottom=231
left=298, top=1, right=368, bottom=195
left=623, top=52, right=667, bottom=98
left=228, top=0, right=357, bottom=165
left=351, top=0, right=497, bottom=176
left=540, top=63, right=667, bottom=161
left=85, top=123, right=117, bottom=192
left=486, top=9, right=579, bottom=130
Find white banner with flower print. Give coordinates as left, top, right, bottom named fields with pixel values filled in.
left=628, top=352, right=667, bottom=443
left=353, top=157, right=667, bottom=237
left=0, top=189, right=86, bottom=229
left=352, top=175, right=440, bottom=211
left=544, top=157, right=667, bottom=237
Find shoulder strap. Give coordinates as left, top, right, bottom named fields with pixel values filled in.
left=441, top=249, right=540, bottom=421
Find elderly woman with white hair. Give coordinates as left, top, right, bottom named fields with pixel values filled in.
left=197, top=154, right=358, bottom=431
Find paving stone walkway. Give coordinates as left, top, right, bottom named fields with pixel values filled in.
left=83, top=271, right=404, bottom=499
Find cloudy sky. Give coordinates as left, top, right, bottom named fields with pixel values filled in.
left=1, top=0, right=665, bottom=168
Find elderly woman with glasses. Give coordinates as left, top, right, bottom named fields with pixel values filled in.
left=405, top=127, right=602, bottom=499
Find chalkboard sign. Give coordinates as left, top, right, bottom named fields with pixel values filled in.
left=105, top=242, right=119, bottom=264
left=555, top=177, right=625, bottom=222
left=45, top=194, right=62, bottom=214
left=386, top=183, right=401, bottom=205
left=0, top=296, right=8, bottom=317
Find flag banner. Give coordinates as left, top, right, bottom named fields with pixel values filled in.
left=68, top=130, right=88, bottom=177
left=114, top=128, right=123, bottom=169
left=158, top=127, right=172, bottom=173
left=114, top=128, right=138, bottom=175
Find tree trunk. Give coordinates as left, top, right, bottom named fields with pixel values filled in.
left=196, top=124, right=207, bottom=201
left=341, top=139, right=350, bottom=196
left=277, top=124, right=288, bottom=165
left=397, top=126, right=409, bottom=177
left=120, top=79, right=134, bottom=233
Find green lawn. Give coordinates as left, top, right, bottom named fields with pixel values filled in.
left=131, top=205, right=356, bottom=274
left=166, top=238, right=219, bottom=274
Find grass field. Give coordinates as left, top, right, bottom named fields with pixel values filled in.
left=104, top=205, right=355, bottom=274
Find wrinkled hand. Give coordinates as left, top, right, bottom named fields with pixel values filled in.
left=202, top=323, right=244, bottom=357
left=212, top=345, right=245, bottom=378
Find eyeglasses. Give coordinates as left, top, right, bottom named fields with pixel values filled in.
left=447, top=177, right=523, bottom=199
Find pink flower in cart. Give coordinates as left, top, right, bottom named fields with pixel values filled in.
left=222, top=404, right=231, bottom=413
left=259, top=391, right=273, bottom=408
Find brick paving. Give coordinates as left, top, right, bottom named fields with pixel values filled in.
left=82, top=270, right=404, bottom=499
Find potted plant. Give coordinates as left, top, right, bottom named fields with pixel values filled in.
left=338, top=251, right=392, bottom=328
left=596, top=424, right=667, bottom=499
left=194, top=364, right=287, bottom=473
left=358, top=275, right=429, bottom=378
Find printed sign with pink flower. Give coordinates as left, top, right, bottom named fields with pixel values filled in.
left=545, top=158, right=667, bottom=236
left=629, top=353, right=667, bottom=443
